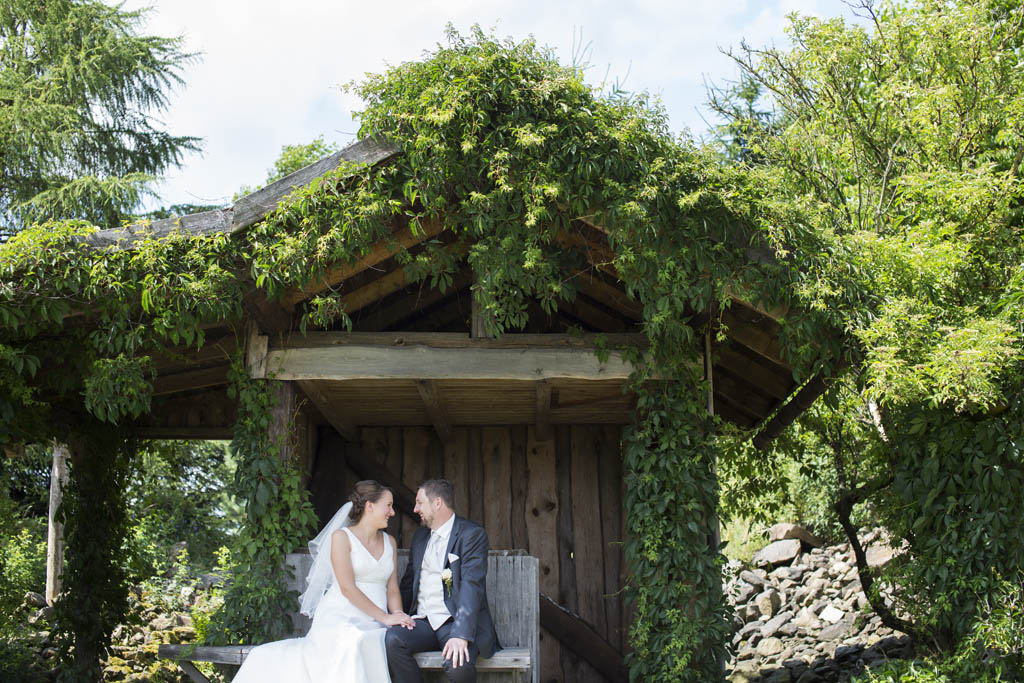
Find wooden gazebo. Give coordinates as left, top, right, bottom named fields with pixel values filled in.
left=77, top=139, right=820, bottom=683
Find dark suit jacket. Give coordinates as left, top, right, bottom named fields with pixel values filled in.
left=400, top=515, right=499, bottom=658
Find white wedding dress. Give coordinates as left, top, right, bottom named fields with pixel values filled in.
left=232, top=527, right=393, bottom=682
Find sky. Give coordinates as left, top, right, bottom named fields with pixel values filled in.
left=120, top=0, right=860, bottom=210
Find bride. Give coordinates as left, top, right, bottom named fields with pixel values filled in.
left=232, top=480, right=414, bottom=682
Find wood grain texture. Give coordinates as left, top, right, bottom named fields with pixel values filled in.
left=284, top=218, right=445, bottom=306
left=417, top=379, right=454, bottom=443
left=152, top=365, right=229, bottom=396
left=443, top=428, right=470, bottom=519
left=482, top=427, right=512, bottom=550
left=468, top=427, right=485, bottom=526
left=509, top=426, right=529, bottom=552
left=525, top=427, right=561, bottom=683
left=570, top=426, right=607, bottom=640
left=82, top=208, right=233, bottom=249
left=266, top=345, right=640, bottom=381
left=232, top=138, right=400, bottom=232
left=401, top=427, right=431, bottom=547
left=555, top=426, right=580, bottom=682
left=597, top=425, right=624, bottom=651
left=387, top=427, right=404, bottom=540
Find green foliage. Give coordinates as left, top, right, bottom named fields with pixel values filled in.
left=124, top=441, right=240, bottom=577
left=876, top=399, right=1024, bottom=648
left=623, top=381, right=730, bottom=680
left=0, top=491, right=45, bottom=634
left=715, top=0, right=1024, bottom=654
left=0, top=0, right=200, bottom=235
left=50, top=425, right=133, bottom=683
left=853, top=579, right=1024, bottom=682
left=205, top=359, right=317, bottom=645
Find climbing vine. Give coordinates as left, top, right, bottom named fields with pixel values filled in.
left=207, top=357, right=318, bottom=645
left=0, top=28, right=833, bottom=681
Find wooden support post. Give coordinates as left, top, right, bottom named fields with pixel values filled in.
left=46, top=442, right=69, bottom=605
left=269, top=381, right=297, bottom=463
left=535, top=381, right=552, bottom=442
left=705, top=329, right=721, bottom=554
left=706, top=330, right=725, bottom=677
left=246, top=321, right=269, bottom=379
left=416, top=379, right=454, bottom=443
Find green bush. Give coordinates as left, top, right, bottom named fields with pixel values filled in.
left=0, top=493, right=47, bottom=634
left=853, top=579, right=1024, bottom=682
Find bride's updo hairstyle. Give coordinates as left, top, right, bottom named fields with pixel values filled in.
left=347, top=480, right=392, bottom=523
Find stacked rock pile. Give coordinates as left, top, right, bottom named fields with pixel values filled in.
left=10, top=583, right=213, bottom=682
left=725, top=524, right=911, bottom=683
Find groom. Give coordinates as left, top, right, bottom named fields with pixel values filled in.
left=385, top=478, right=499, bottom=683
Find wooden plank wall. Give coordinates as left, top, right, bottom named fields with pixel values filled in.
left=308, top=423, right=627, bottom=683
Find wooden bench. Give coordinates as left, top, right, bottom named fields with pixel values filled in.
left=160, top=550, right=539, bottom=683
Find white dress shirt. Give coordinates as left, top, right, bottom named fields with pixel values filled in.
left=414, top=513, right=455, bottom=630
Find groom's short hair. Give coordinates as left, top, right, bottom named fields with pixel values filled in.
left=420, top=478, right=455, bottom=510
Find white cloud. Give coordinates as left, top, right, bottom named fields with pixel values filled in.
left=117, top=0, right=855, bottom=210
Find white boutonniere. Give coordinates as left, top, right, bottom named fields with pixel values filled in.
left=441, top=567, right=453, bottom=593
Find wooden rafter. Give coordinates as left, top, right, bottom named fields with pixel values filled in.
left=352, top=272, right=473, bottom=331
left=282, top=219, right=445, bottom=306
left=718, top=306, right=790, bottom=368
left=152, top=365, right=230, bottom=396
left=574, top=272, right=642, bottom=320
left=714, top=346, right=792, bottom=400
left=296, top=380, right=360, bottom=442
left=416, top=379, right=454, bottom=443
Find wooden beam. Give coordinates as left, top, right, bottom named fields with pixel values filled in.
left=46, top=443, right=69, bottom=605
left=273, top=331, right=649, bottom=350
left=232, top=138, right=401, bottom=233
left=352, top=272, right=473, bottom=331
left=150, top=334, right=236, bottom=372
left=535, top=381, right=552, bottom=441
left=753, top=373, right=832, bottom=449
left=283, top=219, right=445, bottom=306
left=243, top=291, right=293, bottom=337
left=416, top=379, right=454, bottom=443
left=80, top=208, right=233, bottom=250
left=267, top=344, right=642, bottom=382
left=719, top=307, right=789, bottom=368
left=132, top=427, right=234, bottom=439
left=539, top=593, right=627, bottom=683
left=575, top=272, right=643, bottom=320
left=557, top=293, right=634, bottom=332
left=152, top=365, right=230, bottom=396
left=341, top=267, right=411, bottom=315
left=714, top=347, right=792, bottom=400
left=296, top=380, right=360, bottom=442
left=81, top=138, right=401, bottom=250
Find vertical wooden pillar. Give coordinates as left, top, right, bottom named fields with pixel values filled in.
left=269, top=381, right=297, bottom=462
left=704, top=330, right=720, bottom=554
left=46, top=442, right=70, bottom=605
left=705, top=330, right=725, bottom=676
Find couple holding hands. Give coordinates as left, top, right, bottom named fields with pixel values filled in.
left=233, top=478, right=498, bottom=683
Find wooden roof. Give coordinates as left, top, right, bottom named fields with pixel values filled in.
left=98, top=138, right=824, bottom=445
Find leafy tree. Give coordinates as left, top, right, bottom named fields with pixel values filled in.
left=717, top=0, right=1024, bottom=654
left=233, top=135, right=340, bottom=200
left=0, top=0, right=200, bottom=237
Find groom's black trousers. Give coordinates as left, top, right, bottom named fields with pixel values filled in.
left=386, top=618, right=479, bottom=683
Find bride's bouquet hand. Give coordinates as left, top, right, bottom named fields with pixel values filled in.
left=381, top=611, right=415, bottom=629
